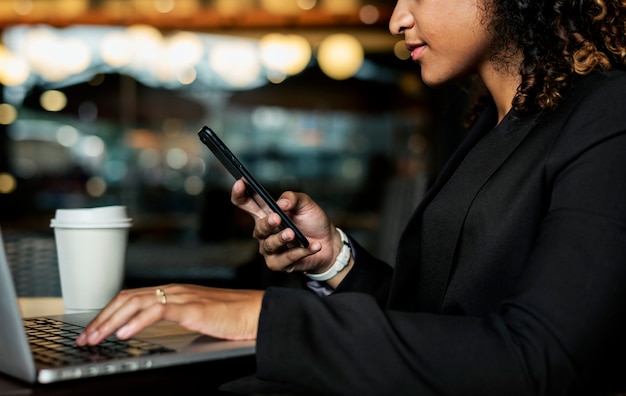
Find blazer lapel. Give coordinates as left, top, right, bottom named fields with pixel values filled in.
left=389, top=106, right=540, bottom=313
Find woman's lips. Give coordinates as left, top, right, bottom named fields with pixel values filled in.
left=406, top=43, right=426, bottom=62
left=409, top=45, right=426, bottom=62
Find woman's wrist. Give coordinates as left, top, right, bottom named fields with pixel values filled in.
left=305, top=227, right=352, bottom=282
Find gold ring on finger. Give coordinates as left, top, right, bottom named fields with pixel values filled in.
left=155, top=288, right=167, bottom=305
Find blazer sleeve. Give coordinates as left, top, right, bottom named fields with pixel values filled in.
left=331, top=237, right=394, bottom=306
left=255, top=72, right=626, bottom=396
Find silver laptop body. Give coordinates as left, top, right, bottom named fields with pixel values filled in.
left=0, top=227, right=255, bottom=384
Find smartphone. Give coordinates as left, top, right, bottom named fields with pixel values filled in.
left=198, top=126, right=309, bottom=248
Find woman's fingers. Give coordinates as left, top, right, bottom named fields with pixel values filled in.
left=262, top=241, right=322, bottom=272
left=76, top=285, right=265, bottom=345
left=76, top=286, right=169, bottom=345
left=253, top=212, right=284, bottom=241
left=231, top=179, right=266, bottom=218
left=114, top=303, right=165, bottom=340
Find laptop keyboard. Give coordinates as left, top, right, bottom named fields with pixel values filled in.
left=24, top=318, right=175, bottom=367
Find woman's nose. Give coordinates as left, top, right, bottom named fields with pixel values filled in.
left=389, top=0, right=414, bottom=36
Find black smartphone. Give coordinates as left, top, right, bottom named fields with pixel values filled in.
left=198, top=126, right=309, bottom=248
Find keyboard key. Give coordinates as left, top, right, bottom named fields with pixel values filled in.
left=24, top=318, right=174, bottom=367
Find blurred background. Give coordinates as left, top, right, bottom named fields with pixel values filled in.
left=0, top=0, right=471, bottom=293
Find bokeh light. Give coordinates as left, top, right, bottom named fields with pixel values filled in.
left=0, top=103, right=18, bottom=125
left=209, top=41, right=262, bottom=87
left=40, top=90, right=68, bottom=112
left=0, top=173, right=17, bottom=194
left=317, top=34, right=364, bottom=80
left=0, top=45, right=30, bottom=86
left=259, top=33, right=311, bottom=77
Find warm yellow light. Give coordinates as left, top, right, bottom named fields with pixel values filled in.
left=168, top=0, right=199, bottom=16
left=153, top=62, right=175, bottom=83
left=296, top=0, right=316, bottom=10
left=214, top=0, right=252, bottom=16
left=321, top=0, right=359, bottom=14
left=394, top=40, right=411, bottom=60
left=151, top=32, right=203, bottom=83
left=317, top=34, right=364, bottom=80
left=259, top=33, right=311, bottom=76
left=166, top=32, right=204, bottom=68
left=23, top=28, right=91, bottom=82
left=0, top=45, right=30, bottom=86
left=177, top=67, right=197, bottom=85
left=125, top=24, right=164, bottom=71
left=100, top=31, right=133, bottom=67
left=134, top=0, right=193, bottom=16
left=0, top=103, right=18, bottom=125
left=209, top=41, right=262, bottom=87
left=132, top=0, right=159, bottom=16
left=267, top=71, right=287, bottom=84
left=10, top=0, right=52, bottom=18
left=100, top=0, right=133, bottom=18
left=260, top=0, right=301, bottom=15
left=59, top=38, right=92, bottom=74
left=55, top=0, right=89, bottom=17
left=154, top=0, right=175, bottom=13
left=40, top=90, right=68, bottom=112
left=126, top=24, right=163, bottom=44
left=23, top=29, right=59, bottom=80
left=0, top=173, right=17, bottom=194
left=12, top=0, right=33, bottom=16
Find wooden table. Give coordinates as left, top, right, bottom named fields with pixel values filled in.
left=18, top=297, right=66, bottom=318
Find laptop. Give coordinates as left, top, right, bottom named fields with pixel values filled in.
left=0, top=227, right=255, bottom=384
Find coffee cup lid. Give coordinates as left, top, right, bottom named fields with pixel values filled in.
left=52, top=206, right=129, bottom=224
left=50, top=219, right=133, bottom=229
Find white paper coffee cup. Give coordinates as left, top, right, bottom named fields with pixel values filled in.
left=50, top=206, right=132, bottom=313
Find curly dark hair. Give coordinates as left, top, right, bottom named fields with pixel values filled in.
left=484, top=0, right=626, bottom=115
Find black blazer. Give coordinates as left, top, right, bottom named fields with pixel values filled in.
left=256, top=70, right=626, bottom=396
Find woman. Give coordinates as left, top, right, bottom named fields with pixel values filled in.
left=77, top=0, right=626, bottom=394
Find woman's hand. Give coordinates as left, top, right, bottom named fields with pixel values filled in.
left=231, top=179, right=344, bottom=277
left=75, top=284, right=264, bottom=346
